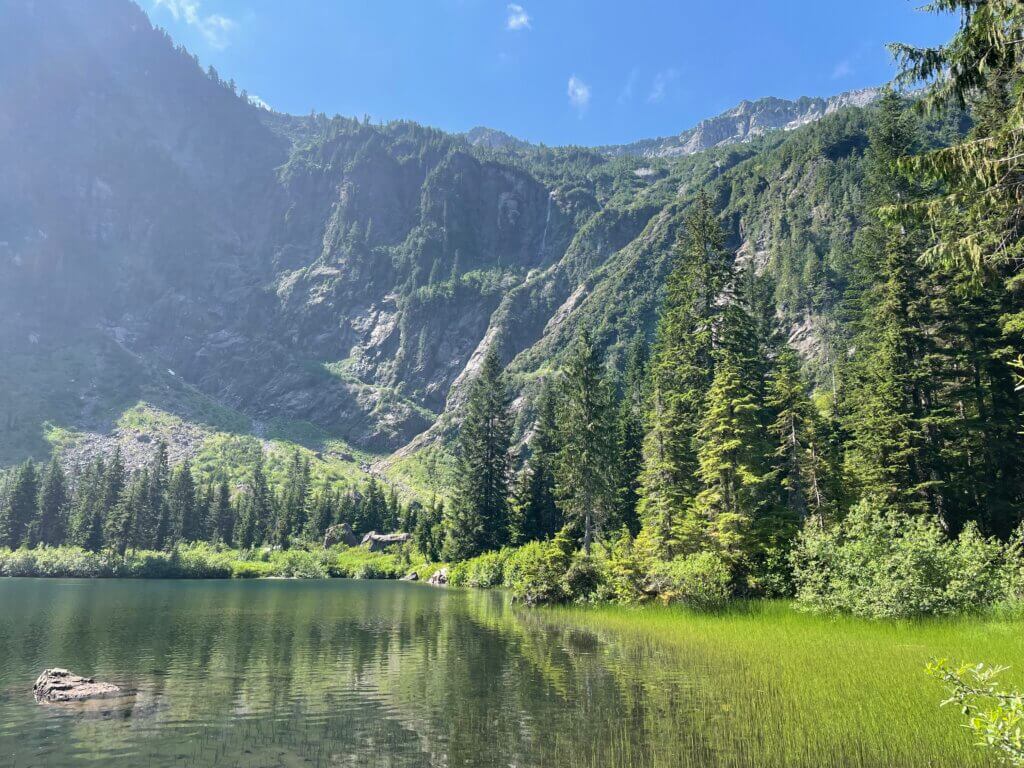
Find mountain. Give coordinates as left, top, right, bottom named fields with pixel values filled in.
left=601, top=89, right=881, bottom=157
left=0, top=0, right=930, bottom=499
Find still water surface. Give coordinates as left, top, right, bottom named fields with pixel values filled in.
left=0, top=578, right=999, bottom=767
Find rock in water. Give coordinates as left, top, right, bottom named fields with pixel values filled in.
left=34, top=669, right=120, bottom=702
left=427, top=567, right=449, bottom=586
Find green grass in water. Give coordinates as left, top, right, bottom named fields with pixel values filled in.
left=533, top=600, right=1024, bottom=768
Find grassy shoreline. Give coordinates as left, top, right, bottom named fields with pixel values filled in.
left=536, top=600, right=1024, bottom=767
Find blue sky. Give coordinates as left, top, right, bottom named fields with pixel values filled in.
left=149, top=1, right=958, bottom=147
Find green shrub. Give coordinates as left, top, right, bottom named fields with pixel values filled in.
left=647, top=551, right=732, bottom=609
left=792, top=500, right=1009, bottom=618
left=232, top=560, right=275, bottom=578
left=449, top=549, right=509, bottom=588
left=927, top=659, right=1024, bottom=766
left=267, top=549, right=329, bottom=579
left=504, top=534, right=573, bottom=605
left=563, top=553, right=607, bottom=603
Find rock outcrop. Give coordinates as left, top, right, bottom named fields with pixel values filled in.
left=323, top=522, right=358, bottom=548
left=34, top=669, right=121, bottom=703
left=427, top=567, right=449, bottom=586
left=400, top=571, right=419, bottom=581
left=360, top=531, right=412, bottom=552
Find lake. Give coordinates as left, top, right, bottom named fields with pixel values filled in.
left=0, top=579, right=1015, bottom=767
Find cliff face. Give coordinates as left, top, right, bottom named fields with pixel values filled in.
left=0, top=0, right=896, bottom=470
left=601, top=88, right=880, bottom=157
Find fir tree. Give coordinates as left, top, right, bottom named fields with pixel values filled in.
left=446, top=347, right=513, bottom=559
left=555, top=330, right=618, bottom=554
left=512, top=384, right=561, bottom=543
left=8, top=459, right=38, bottom=548
left=34, top=459, right=68, bottom=547
left=615, top=333, right=647, bottom=535
left=168, top=461, right=198, bottom=543
left=212, top=480, right=235, bottom=544
left=639, top=192, right=731, bottom=557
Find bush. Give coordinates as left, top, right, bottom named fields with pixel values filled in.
left=791, top=500, right=1009, bottom=618
left=449, top=549, right=509, bottom=588
left=647, top=551, right=732, bottom=609
left=504, top=533, right=573, bottom=605
left=267, top=549, right=328, bottom=579
left=232, top=560, right=275, bottom=579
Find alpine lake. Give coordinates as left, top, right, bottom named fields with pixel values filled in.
left=0, top=578, right=1021, bottom=767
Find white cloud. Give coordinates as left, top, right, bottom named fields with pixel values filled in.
left=505, top=3, right=532, bottom=31
left=832, top=60, right=853, bottom=79
left=647, top=68, right=679, bottom=104
left=506, top=4, right=531, bottom=31
left=567, top=75, right=591, bottom=114
left=153, top=0, right=236, bottom=49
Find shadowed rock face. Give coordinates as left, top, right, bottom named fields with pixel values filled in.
left=33, top=668, right=120, bottom=702
left=323, top=522, right=358, bottom=548
left=361, top=531, right=412, bottom=551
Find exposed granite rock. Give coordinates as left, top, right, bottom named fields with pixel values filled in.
left=400, top=571, right=419, bottom=581
left=323, top=522, right=358, bottom=548
left=360, top=531, right=412, bottom=551
left=427, top=567, right=449, bottom=586
left=34, top=669, right=120, bottom=703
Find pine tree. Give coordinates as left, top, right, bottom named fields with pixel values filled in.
left=615, top=333, right=647, bottom=535
left=277, top=451, right=310, bottom=547
left=555, top=330, right=618, bottom=554
left=8, top=459, right=39, bottom=548
left=639, top=192, right=731, bottom=557
left=106, top=472, right=147, bottom=556
left=211, top=480, right=234, bottom=544
left=147, top=442, right=171, bottom=550
left=766, top=348, right=832, bottom=522
left=166, top=461, right=199, bottom=543
left=511, top=384, right=561, bottom=542
left=34, top=459, right=68, bottom=547
left=446, top=347, right=513, bottom=559
left=69, top=458, right=104, bottom=550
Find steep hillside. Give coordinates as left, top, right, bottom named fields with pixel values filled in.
left=0, top=0, right=956, bottom=500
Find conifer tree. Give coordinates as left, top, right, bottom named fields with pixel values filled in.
left=555, top=330, right=618, bottom=554
left=8, top=459, right=38, bottom=548
left=212, top=480, right=234, bottom=544
left=106, top=472, right=147, bottom=556
left=34, top=459, right=68, bottom=547
left=766, top=348, right=831, bottom=521
left=446, top=347, right=513, bottom=559
left=615, top=333, right=647, bottom=535
left=512, top=384, right=561, bottom=542
left=148, top=442, right=171, bottom=550
left=639, top=192, right=731, bottom=557
left=69, top=458, right=104, bottom=550
left=168, top=461, right=198, bottom=543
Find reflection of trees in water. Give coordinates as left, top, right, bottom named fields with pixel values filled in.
left=0, top=581, right=725, bottom=767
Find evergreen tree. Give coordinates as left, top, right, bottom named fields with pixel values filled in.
left=413, top=497, right=445, bottom=561
left=212, top=480, right=235, bottom=544
left=148, top=442, right=171, bottom=550
left=277, top=451, right=310, bottom=547
left=33, top=459, right=68, bottom=547
left=8, top=459, right=38, bottom=548
left=639, top=192, right=731, bottom=557
left=446, top=347, right=513, bottom=559
left=766, top=348, right=832, bottom=521
left=167, top=461, right=198, bottom=543
left=69, top=458, right=104, bottom=550
left=106, top=472, right=147, bottom=556
left=555, top=330, right=618, bottom=554
left=615, top=333, right=647, bottom=535
left=511, top=384, right=561, bottom=542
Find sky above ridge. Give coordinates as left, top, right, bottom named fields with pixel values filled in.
left=148, top=0, right=959, bottom=146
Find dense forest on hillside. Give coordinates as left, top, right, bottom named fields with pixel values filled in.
left=3, top=0, right=1024, bottom=633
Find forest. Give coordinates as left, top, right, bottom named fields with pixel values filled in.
left=2, top=3, right=1024, bottom=627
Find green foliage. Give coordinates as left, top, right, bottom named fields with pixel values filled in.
left=448, top=548, right=511, bottom=588
left=927, top=659, right=1024, bottom=767
left=647, top=551, right=732, bottom=610
left=791, top=499, right=1009, bottom=618
left=446, top=347, right=513, bottom=560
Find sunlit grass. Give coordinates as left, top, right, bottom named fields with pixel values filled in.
left=538, top=600, right=1023, bottom=767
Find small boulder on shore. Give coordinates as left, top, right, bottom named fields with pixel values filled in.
left=427, top=567, right=448, bottom=586
left=400, top=571, right=419, bottom=581
left=34, top=669, right=121, bottom=703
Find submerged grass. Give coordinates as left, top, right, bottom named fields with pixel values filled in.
left=538, top=600, right=1024, bottom=767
